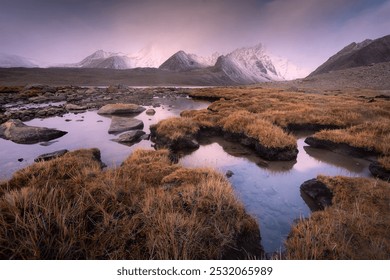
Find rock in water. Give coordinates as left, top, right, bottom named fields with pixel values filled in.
left=108, top=116, right=144, bottom=134
left=113, top=130, right=146, bottom=144
left=369, top=161, right=390, bottom=181
left=300, top=179, right=333, bottom=210
left=34, top=149, right=69, bottom=162
left=97, top=103, right=145, bottom=115
left=225, top=170, right=234, bottom=178
left=0, top=119, right=67, bottom=144
left=145, top=108, right=156, bottom=115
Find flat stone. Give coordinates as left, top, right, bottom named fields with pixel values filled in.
left=34, top=149, right=69, bottom=162
left=97, top=103, right=145, bottom=115
left=113, top=130, right=146, bottom=143
left=0, top=119, right=67, bottom=144
left=108, top=116, right=144, bottom=134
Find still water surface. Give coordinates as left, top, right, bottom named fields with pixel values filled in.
left=0, top=96, right=371, bottom=253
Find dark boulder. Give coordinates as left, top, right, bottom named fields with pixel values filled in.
left=369, top=161, right=390, bottom=181
left=34, top=149, right=69, bottom=162
left=108, top=117, right=144, bottom=134
left=113, top=130, right=146, bottom=144
left=300, top=179, right=333, bottom=211
left=0, top=119, right=67, bottom=144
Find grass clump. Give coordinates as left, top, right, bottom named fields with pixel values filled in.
left=220, top=110, right=296, bottom=149
left=152, top=117, right=199, bottom=141
left=0, top=148, right=261, bottom=259
left=155, top=107, right=297, bottom=152
left=286, top=176, right=390, bottom=259
left=378, top=156, right=390, bottom=170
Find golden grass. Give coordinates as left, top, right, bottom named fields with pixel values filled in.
left=379, top=156, right=390, bottom=170
left=314, top=120, right=390, bottom=155
left=155, top=102, right=297, bottom=150
left=152, top=117, right=199, bottom=140
left=0, top=148, right=261, bottom=259
left=220, top=110, right=296, bottom=148
left=285, top=176, right=390, bottom=259
left=186, top=87, right=390, bottom=158
left=191, top=87, right=390, bottom=128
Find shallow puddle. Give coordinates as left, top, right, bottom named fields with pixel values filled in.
left=0, top=96, right=372, bottom=254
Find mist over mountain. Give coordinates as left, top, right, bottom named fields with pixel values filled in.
left=310, top=35, right=390, bottom=76
left=0, top=53, right=38, bottom=68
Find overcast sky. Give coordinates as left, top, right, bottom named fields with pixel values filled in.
left=0, top=0, right=389, bottom=70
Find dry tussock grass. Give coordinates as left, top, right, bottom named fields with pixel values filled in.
left=314, top=120, right=390, bottom=155
left=156, top=92, right=299, bottom=150
left=0, top=148, right=261, bottom=259
left=152, top=117, right=199, bottom=140
left=379, top=156, right=390, bottom=170
left=286, top=176, right=390, bottom=259
left=191, top=87, right=390, bottom=128
left=220, top=111, right=296, bottom=148
left=188, top=87, right=390, bottom=158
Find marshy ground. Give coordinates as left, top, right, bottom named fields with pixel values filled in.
left=151, top=86, right=390, bottom=259
left=0, top=82, right=389, bottom=259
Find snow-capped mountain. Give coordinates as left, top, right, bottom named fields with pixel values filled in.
left=159, top=51, right=209, bottom=71
left=214, top=44, right=308, bottom=83
left=66, top=50, right=132, bottom=69
left=0, top=53, right=38, bottom=68
left=67, top=46, right=173, bottom=69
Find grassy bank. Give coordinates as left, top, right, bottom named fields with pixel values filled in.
left=189, top=87, right=390, bottom=129
left=187, top=87, right=390, bottom=159
left=0, top=149, right=262, bottom=259
left=286, top=176, right=390, bottom=259
left=152, top=86, right=389, bottom=162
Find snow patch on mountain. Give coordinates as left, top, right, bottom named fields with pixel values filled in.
left=188, top=52, right=220, bottom=67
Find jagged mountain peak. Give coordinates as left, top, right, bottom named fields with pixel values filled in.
left=159, top=50, right=207, bottom=71
left=213, top=43, right=307, bottom=83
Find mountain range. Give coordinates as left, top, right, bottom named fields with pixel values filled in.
left=2, top=35, right=389, bottom=85
left=0, top=44, right=308, bottom=83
